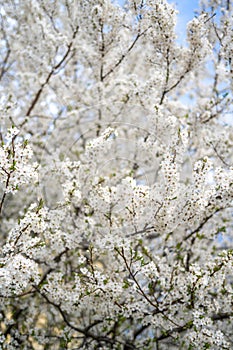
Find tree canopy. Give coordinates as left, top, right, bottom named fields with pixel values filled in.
left=0, top=0, right=233, bottom=349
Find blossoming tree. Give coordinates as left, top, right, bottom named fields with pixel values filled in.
left=0, top=0, right=233, bottom=348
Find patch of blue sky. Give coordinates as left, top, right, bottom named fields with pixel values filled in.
left=171, top=0, right=198, bottom=113
left=167, top=0, right=200, bottom=45
left=116, top=0, right=200, bottom=44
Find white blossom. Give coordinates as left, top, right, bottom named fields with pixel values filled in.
left=0, top=0, right=232, bottom=348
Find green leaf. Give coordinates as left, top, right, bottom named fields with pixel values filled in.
left=9, top=159, right=17, bottom=171
left=36, top=198, right=44, bottom=213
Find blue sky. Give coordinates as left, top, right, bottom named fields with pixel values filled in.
left=116, top=0, right=200, bottom=44
left=167, top=0, right=200, bottom=44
